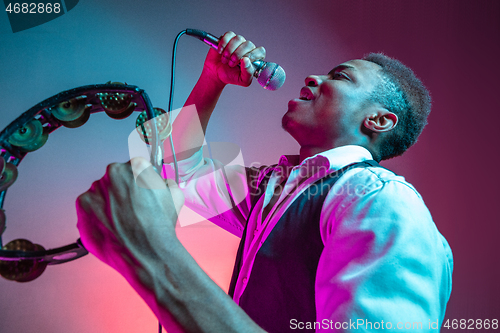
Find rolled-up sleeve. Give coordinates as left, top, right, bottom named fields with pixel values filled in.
left=316, top=170, right=453, bottom=332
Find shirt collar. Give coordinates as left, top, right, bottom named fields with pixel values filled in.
left=278, top=145, right=373, bottom=174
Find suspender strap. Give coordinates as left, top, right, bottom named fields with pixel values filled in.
left=228, top=167, right=275, bottom=297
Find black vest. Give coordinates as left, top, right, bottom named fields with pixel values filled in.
left=228, top=160, right=381, bottom=332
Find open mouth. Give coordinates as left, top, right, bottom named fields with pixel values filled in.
left=299, top=87, right=314, bottom=101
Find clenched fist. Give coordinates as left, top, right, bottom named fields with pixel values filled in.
left=76, top=157, right=184, bottom=273
left=202, top=31, right=266, bottom=88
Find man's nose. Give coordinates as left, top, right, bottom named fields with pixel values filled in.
left=305, top=75, right=323, bottom=87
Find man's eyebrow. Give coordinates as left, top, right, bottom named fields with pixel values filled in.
left=328, top=64, right=356, bottom=75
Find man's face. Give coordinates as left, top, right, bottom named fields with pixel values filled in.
left=282, top=59, right=383, bottom=149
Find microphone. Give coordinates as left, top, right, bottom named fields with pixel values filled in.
left=185, top=29, right=286, bottom=91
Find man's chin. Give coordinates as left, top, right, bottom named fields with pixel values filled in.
left=281, top=114, right=300, bottom=144
left=281, top=113, right=291, bottom=132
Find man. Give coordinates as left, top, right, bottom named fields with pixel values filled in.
left=77, top=32, right=453, bottom=332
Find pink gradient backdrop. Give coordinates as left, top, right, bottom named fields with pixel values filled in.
left=1, top=0, right=498, bottom=332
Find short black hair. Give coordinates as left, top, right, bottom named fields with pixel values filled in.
left=363, top=53, right=431, bottom=161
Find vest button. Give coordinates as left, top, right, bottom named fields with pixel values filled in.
left=243, top=277, right=248, bottom=284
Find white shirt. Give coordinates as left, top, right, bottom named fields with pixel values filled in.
left=166, top=145, right=453, bottom=332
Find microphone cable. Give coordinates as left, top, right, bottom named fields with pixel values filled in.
left=165, top=29, right=187, bottom=185
left=156, top=28, right=188, bottom=333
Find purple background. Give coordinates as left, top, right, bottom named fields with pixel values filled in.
left=1, top=0, right=499, bottom=331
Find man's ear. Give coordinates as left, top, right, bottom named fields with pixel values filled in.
left=363, top=109, right=398, bottom=133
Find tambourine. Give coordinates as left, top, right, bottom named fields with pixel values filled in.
left=0, top=83, right=171, bottom=282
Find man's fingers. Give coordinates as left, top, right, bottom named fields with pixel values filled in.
left=221, top=34, right=247, bottom=66
left=166, top=179, right=185, bottom=213
left=229, top=40, right=255, bottom=67
left=131, top=157, right=166, bottom=190
left=217, top=31, right=237, bottom=55
left=244, top=46, right=266, bottom=63
left=239, top=57, right=255, bottom=84
left=130, top=157, right=151, bottom=179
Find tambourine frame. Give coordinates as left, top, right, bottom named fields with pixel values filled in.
left=0, top=83, right=157, bottom=268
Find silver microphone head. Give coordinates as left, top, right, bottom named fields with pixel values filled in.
left=253, top=61, right=286, bottom=91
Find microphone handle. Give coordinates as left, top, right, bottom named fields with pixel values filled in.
left=185, top=29, right=266, bottom=73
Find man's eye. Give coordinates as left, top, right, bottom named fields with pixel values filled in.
left=332, top=72, right=349, bottom=80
